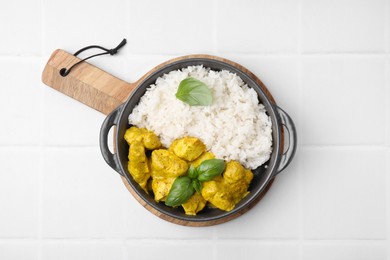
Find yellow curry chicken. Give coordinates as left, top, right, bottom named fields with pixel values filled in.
left=124, top=126, right=253, bottom=215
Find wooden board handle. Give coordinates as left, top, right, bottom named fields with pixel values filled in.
left=42, top=49, right=136, bottom=115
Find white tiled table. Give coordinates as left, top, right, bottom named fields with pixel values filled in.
left=0, top=0, right=388, bottom=259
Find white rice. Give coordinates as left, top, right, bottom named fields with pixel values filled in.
left=128, top=65, right=272, bottom=169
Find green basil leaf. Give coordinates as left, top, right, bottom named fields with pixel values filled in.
left=165, top=176, right=195, bottom=207
left=175, top=77, right=212, bottom=106
left=188, top=164, right=199, bottom=179
left=197, top=159, right=226, bottom=182
left=192, top=179, right=202, bottom=193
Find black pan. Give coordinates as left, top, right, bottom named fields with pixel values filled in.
left=99, top=56, right=297, bottom=225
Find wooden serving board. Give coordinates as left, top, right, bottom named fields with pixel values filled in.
left=41, top=50, right=275, bottom=226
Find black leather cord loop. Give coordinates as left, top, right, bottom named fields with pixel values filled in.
left=60, top=38, right=127, bottom=77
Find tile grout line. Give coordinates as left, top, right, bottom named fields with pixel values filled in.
left=194, top=52, right=387, bottom=57
left=213, top=226, right=218, bottom=260
left=212, top=4, right=218, bottom=260
left=299, top=144, right=389, bottom=149
left=204, top=238, right=388, bottom=244
left=0, top=52, right=387, bottom=60
left=38, top=75, right=44, bottom=260
left=1, top=144, right=388, bottom=151
left=125, top=0, right=132, bottom=60
left=122, top=2, right=131, bottom=259
left=38, top=0, right=46, bottom=258
left=385, top=0, right=389, bottom=55
left=40, top=0, right=45, bottom=57
left=37, top=56, right=43, bottom=260
left=212, top=0, right=218, bottom=54
left=297, top=0, right=304, bottom=258
left=384, top=1, right=390, bottom=259
left=122, top=199, right=129, bottom=260
left=214, top=3, right=219, bottom=258
left=37, top=143, right=44, bottom=260
left=385, top=0, right=390, bottom=146
left=37, top=53, right=47, bottom=258
left=121, top=87, right=128, bottom=260
left=0, top=237, right=386, bottom=242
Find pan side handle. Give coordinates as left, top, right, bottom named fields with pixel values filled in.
left=99, top=106, right=123, bottom=175
left=273, top=106, right=297, bottom=176
left=41, top=49, right=136, bottom=115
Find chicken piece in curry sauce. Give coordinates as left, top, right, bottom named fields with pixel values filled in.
left=169, top=137, right=206, bottom=161
left=124, top=126, right=161, bottom=150
left=124, top=126, right=162, bottom=192
left=150, top=149, right=188, bottom=202
left=128, top=141, right=150, bottom=192
left=201, top=161, right=253, bottom=211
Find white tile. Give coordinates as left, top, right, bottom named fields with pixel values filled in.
left=128, top=0, right=214, bottom=54
left=302, top=0, right=385, bottom=53
left=42, top=86, right=107, bottom=146
left=42, top=148, right=128, bottom=238
left=42, top=241, right=122, bottom=260
left=0, top=0, right=41, bottom=55
left=216, top=0, right=298, bottom=53
left=0, top=148, right=40, bottom=238
left=126, top=241, right=214, bottom=260
left=215, top=158, right=299, bottom=238
left=216, top=241, right=300, bottom=260
left=0, top=241, right=38, bottom=260
left=0, top=58, right=43, bottom=146
left=124, top=195, right=214, bottom=238
left=302, top=242, right=387, bottom=260
left=301, top=57, right=386, bottom=145
left=302, top=148, right=386, bottom=239
left=43, top=0, right=128, bottom=56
